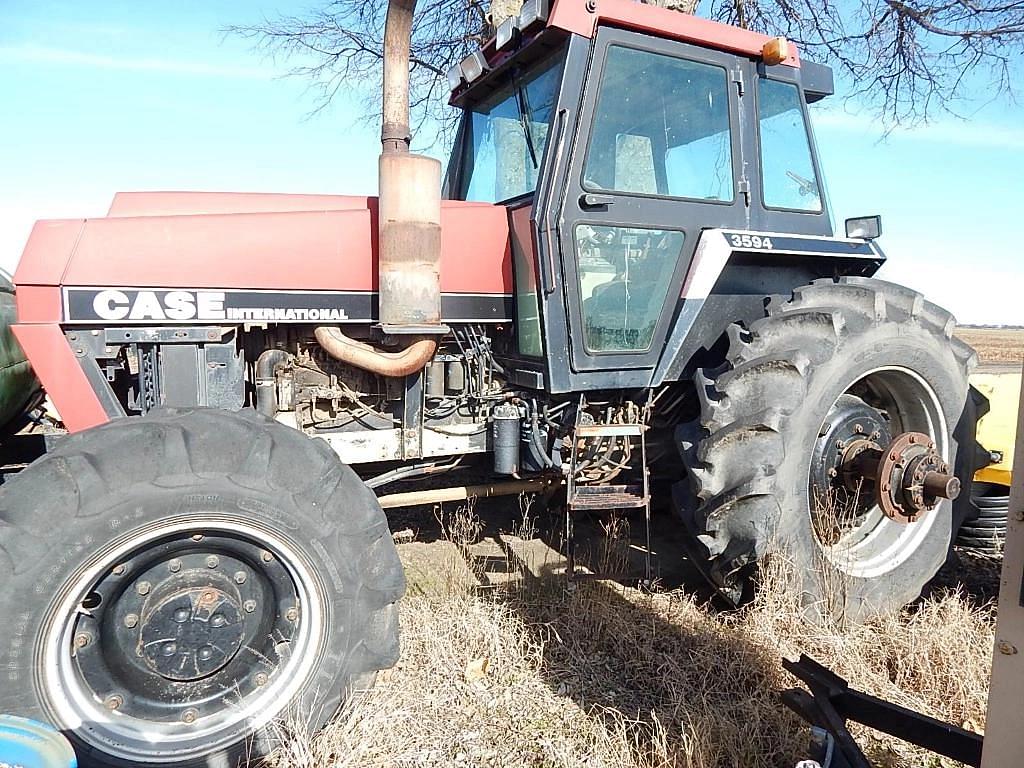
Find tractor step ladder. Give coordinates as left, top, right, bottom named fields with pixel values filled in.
left=565, top=414, right=652, bottom=583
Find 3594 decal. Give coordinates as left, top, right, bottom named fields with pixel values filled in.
left=728, top=233, right=774, bottom=250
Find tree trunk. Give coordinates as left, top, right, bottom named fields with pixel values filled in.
left=489, top=0, right=523, bottom=28
left=640, top=0, right=700, bottom=14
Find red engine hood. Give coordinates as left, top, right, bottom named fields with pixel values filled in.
left=14, top=192, right=513, bottom=323
left=11, top=193, right=515, bottom=434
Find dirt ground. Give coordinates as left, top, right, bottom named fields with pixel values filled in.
left=955, top=326, right=1024, bottom=368
left=269, top=501, right=1000, bottom=768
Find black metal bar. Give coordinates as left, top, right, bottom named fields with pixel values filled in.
left=783, top=655, right=983, bottom=768
left=838, top=687, right=982, bottom=766
left=402, top=370, right=424, bottom=459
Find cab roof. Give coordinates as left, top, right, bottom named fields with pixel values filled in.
left=448, top=0, right=835, bottom=107
left=546, top=0, right=800, bottom=66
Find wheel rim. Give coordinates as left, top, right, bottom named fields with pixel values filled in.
left=38, top=516, right=327, bottom=763
left=808, top=366, right=949, bottom=579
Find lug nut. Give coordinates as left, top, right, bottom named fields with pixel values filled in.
left=168, top=558, right=182, bottom=573
left=205, top=555, right=219, bottom=569
left=136, top=581, right=151, bottom=596
left=191, top=534, right=204, bottom=542
left=182, top=708, right=198, bottom=724
left=104, top=694, right=123, bottom=711
left=243, top=600, right=257, bottom=613
left=74, top=633, right=91, bottom=649
left=261, top=551, right=273, bottom=563
left=255, top=672, right=268, bottom=687
left=162, top=642, right=177, bottom=657
left=112, top=564, right=127, bottom=576
left=285, top=607, right=299, bottom=622
left=124, top=613, right=139, bottom=629
left=234, top=571, right=247, bottom=584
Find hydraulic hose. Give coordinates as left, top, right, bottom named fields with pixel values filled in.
left=529, top=398, right=555, bottom=469
left=314, top=326, right=436, bottom=378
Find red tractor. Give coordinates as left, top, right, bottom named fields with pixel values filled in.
left=0, top=0, right=979, bottom=764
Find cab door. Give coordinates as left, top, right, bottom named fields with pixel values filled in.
left=556, top=28, right=749, bottom=375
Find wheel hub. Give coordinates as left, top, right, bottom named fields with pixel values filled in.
left=810, top=394, right=891, bottom=519
left=870, top=431, right=960, bottom=523
left=65, top=533, right=303, bottom=731
left=139, top=586, right=244, bottom=681
left=818, top=428, right=960, bottom=525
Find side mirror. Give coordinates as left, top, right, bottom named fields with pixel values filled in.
left=845, top=215, right=882, bottom=240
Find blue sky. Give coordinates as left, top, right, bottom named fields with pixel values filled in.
left=1, top=0, right=1020, bottom=324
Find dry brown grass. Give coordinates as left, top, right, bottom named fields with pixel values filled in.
left=955, top=327, right=1024, bottom=366
left=267, top=504, right=996, bottom=768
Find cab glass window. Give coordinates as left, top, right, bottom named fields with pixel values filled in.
left=583, top=46, right=733, bottom=202
left=576, top=225, right=685, bottom=352
left=458, top=55, right=564, bottom=203
left=757, top=79, right=822, bottom=212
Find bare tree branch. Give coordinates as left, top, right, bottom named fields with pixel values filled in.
left=226, top=0, right=1023, bottom=137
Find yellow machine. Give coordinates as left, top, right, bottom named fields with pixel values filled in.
left=972, top=369, right=1020, bottom=488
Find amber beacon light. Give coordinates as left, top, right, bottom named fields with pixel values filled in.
left=762, top=36, right=790, bottom=65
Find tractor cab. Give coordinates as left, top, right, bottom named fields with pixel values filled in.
left=444, top=0, right=838, bottom=393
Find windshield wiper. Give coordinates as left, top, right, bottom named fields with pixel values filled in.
left=513, top=76, right=539, bottom=170
left=786, top=170, right=817, bottom=197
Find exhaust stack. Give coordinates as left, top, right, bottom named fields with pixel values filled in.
left=314, top=0, right=441, bottom=377
left=378, top=0, right=443, bottom=330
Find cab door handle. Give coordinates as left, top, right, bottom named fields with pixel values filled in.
left=579, top=193, right=614, bottom=209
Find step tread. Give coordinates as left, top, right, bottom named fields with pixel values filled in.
left=570, top=483, right=648, bottom=510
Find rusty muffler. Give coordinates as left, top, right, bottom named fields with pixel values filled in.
left=316, top=0, right=442, bottom=374
left=379, top=0, right=442, bottom=329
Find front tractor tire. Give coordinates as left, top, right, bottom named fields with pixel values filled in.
left=677, top=277, right=976, bottom=622
left=0, top=408, right=404, bottom=767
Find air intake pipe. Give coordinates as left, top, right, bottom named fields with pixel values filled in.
left=315, top=0, right=443, bottom=375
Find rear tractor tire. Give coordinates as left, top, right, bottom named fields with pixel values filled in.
left=0, top=408, right=404, bottom=767
left=677, top=277, right=976, bottom=622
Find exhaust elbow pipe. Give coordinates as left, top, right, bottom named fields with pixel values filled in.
left=314, top=327, right=437, bottom=378
left=316, top=0, right=444, bottom=376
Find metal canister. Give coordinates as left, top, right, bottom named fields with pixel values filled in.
left=492, top=403, right=521, bottom=475
left=0, top=715, right=77, bottom=768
